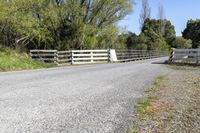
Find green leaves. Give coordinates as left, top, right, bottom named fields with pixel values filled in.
left=183, top=19, right=200, bottom=48
left=0, top=0, right=133, bottom=50
left=172, top=37, right=192, bottom=49
left=141, top=18, right=174, bottom=51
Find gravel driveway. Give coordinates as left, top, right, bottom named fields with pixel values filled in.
left=0, top=57, right=169, bottom=133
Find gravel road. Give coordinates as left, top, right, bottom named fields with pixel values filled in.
left=0, top=57, right=169, bottom=133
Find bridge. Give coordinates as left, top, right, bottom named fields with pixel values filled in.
left=0, top=57, right=169, bottom=133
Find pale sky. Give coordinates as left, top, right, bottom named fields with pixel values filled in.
left=118, top=0, right=200, bottom=36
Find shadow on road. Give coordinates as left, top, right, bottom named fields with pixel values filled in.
left=151, top=60, right=168, bottom=65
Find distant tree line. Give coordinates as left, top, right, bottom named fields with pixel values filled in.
left=122, top=18, right=200, bottom=51
left=121, top=0, right=198, bottom=51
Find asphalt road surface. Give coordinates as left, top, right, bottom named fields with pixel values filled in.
left=0, top=57, right=169, bottom=133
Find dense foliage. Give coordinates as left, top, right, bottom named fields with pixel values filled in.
left=123, top=18, right=176, bottom=51
left=0, top=0, right=132, bottom=51
left=183, top=19, right=200, bottom=48
left=172, top=37, right=192, bottom=49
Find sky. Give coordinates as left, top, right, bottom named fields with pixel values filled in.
left=118, top=0, right=200, bottom=36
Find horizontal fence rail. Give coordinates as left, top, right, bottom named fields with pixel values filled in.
left=72, top=50, right=109, bottom=65
left=169, top=48, right=200, bottom=65
left=30, top=49, right=109, bottom=65
left=30, top=50, right=58, bottom=64
left=30, top=49, right=168, bottom=66
left=57, top=51, right=71, bottom=66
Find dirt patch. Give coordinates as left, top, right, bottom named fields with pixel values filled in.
left=131, top=65, right=200, bottom=133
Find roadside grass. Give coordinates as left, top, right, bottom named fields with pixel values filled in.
left=0, top=46, right=54, bottom=72
left=127, top=76, right=166, bottom=133
left=136, top=76, right=165, bottom=117
left=129, top=65, right=200, bottom=133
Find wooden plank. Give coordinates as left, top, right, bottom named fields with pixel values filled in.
left=30, top=50, right=57, bottom=52
left=174, top=49, right=200, bottom=52
left=73, top=58, right=91, bottom=61
left=72, top=50, right=108, bottom=53
left=174, top=53, right=198, bottom=57
left=35, top=58, right=57, bottom=61
left=73, top=61, right=108, bottom=65
left=58, top=58, right=71, bottom=61
left=73, top=53, right=108, bottom=57
left=116, top=50, right=148, bottom=52
left=57, top=51, right=71, bottom=54
left=174, top=58, right=199, bottom=61
left=93, top=57, right=108, bottom=60
left=57, top=55, right=71, bottom=58
left=31, top=54, right=56, bottom=57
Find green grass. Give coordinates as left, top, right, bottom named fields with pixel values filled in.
left=154, top=76, right=165, bottom=86
left=0, top=46, right=54, bottom=72
left=130, top=76, right=166, bottom=132
left=136, top=76, right=165, bottom=117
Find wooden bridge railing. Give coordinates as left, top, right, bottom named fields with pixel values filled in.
left=30, top=49, right=167, bottom=66
left=30, top=49, right=109, bottom=65
left=169, top=48, right=200, bottom=65
left=30, top=50, right=58, bottom=64
left=72, top=50, right=109, bottom=65
left=116, top=50, right=166, bottom=62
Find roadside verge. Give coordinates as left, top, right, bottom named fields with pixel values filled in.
left=129, top=65, right=200, bottom=133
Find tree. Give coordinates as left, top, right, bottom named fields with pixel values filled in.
left=124, top=32, right=147, bottom=50
left=162, top=20, right=176, bottom=47
left=182, top=19, right=200, bottom=48
left=0, top=0, right=133, bottom=50
left=141, top=18, right=175, bottom=49
left=172, top=37, right=192, bottom=49
left=139, top=0, right=151, bottom=30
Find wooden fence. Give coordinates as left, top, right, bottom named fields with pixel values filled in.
left=57, top=51, right=71, bottom=66
left=72, top=50, right=109, bottom=65
left=30, top=50, right=58, bottom=64
left=30, top=49, right=167, bottom=65
left=169, top=48, right=200, bottom=65
left=116, top=50, right=165, bottom=62
left=30, top=49, right=109, bottom=65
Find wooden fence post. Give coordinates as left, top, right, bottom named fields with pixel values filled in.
left=54, top=50, right=58, bottom=65
left=197, top=50, right=199, bottom=65
left=71, top=50, right=74, bottom=65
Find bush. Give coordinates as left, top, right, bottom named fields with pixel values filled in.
left=172, top=37, right=192, bottom=48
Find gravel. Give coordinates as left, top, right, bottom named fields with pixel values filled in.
left=0, top=57, right=169, bottom=133
left=132, top=65, right=200, bottom=133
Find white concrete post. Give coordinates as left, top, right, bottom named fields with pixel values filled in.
left=109, top=49, right=118, bottom=62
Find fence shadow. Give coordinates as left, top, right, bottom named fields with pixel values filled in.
left=151, top=60, right=168, bottom=64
